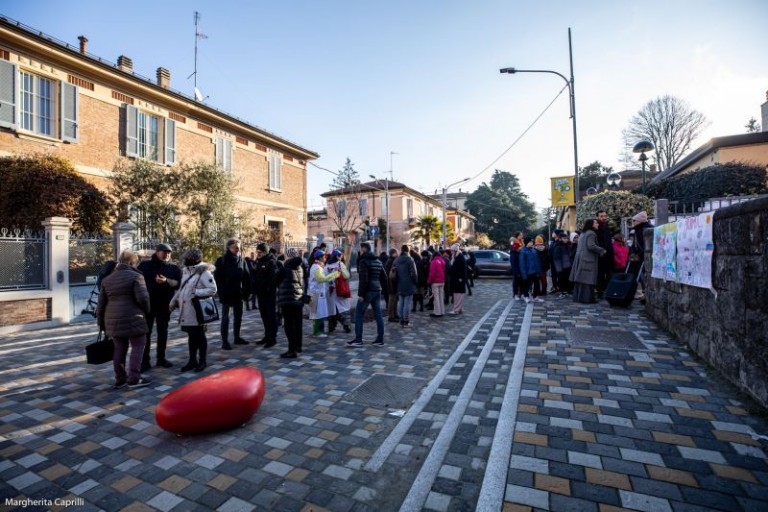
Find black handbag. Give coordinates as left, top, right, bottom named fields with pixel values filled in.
left=86, top=330, right=114, bottom=365
left=192, top=295, right=220, bottom=324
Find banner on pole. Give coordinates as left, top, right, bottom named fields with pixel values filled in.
left=550, top=176, right=575, bottom=207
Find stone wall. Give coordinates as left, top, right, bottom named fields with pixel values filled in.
left=645, top=196, right=768, bottom=408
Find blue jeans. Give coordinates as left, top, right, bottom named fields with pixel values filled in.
left=220, top=301, right=243, bottom=343
left=398, top=294, right=413, bottom=322
left=354, top=291, right=384, bottom=343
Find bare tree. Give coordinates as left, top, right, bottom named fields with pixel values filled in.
left=625, top=95, right=708, bottom=172
left=325, top=158, right=367, bottom=247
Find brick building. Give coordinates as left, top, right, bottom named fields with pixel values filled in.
left=0, top=17, right=318, bottom=242
left=309, top=180, right=475, bottom=250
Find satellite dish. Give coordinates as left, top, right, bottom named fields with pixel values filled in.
left=194, top=87, right=206, bottom=102
left=586, top=187, right=598, bottom=196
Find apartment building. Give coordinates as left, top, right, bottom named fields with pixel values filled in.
left=310, top=180, right=475, bottom=250
left=0, top=17, right=318, bottom=241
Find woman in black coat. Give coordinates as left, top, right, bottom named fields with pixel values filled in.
left=448, top=245, right=467, bottom=314
left=276, top=248, right=306, bottom=358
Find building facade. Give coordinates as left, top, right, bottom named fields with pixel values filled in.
left=309, top=180, right=476, bottom=251
left=0, top=17, right=318, bottom=243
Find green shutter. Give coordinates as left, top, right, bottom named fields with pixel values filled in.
left=0, top=60, right=17, bottom=129
left=125, top=104, right=138, bottom=157
left=61, top=82, right=78, bottom=142
left=164, top=118, right=176, bottom=165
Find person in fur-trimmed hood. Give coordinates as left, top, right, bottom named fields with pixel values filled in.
left=170, top=249, right=217, bottom=373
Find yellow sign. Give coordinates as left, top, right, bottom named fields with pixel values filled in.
left=550, top=176, right=575, bottom=207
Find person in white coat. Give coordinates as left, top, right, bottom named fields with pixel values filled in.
left=308, top=249, right=339, bottom=337
left=169, top=249, right=217, bottom=372
left=326, top=249, right=352, bottom=333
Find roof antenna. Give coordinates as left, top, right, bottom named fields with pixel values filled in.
left=187, top=11, right=208, bottom=101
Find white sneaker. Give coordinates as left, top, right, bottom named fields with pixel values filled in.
left=524, top=297, right=531, bottom=303
left=534, top=297, right=544, bottom=303
left=514, top=295, right=522, bottom=301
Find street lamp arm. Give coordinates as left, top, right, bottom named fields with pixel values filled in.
left=500, top=68, right=570, bottom=88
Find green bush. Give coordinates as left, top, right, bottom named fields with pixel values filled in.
left=0, top=154, right=113, bottom=233
left=576, top=190, right=654, bottom=232
left=644, top=161, right=768, bottom=203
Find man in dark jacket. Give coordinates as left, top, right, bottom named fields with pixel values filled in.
left=137, top=243, right=181, bottom=371
left=214, top=239, right=251, bottom=350
left=595, top=210, right=615, bottom=299
left=252, top=242, right=279, bottom=348
left=347, top=242, right=385, bottom=347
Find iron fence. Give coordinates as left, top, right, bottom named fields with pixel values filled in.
left=667, top=194, right=768, bottom=221
left=69, top=233, right=112, bottom=285
left=0, top=228, right=47, bottom=291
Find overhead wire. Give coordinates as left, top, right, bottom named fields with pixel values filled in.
left=464, top=83, right=569, bottom=187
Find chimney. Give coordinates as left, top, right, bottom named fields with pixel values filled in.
left=77, top=35, right=88, bottom=54
left=117, top=55, right=133, bottom=73
left=762, top=89, right=768, bottom=133
left=156, top=67, right=171, bottom=89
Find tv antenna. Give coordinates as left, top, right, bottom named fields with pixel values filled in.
left=187, top=11, right=208, bottom=101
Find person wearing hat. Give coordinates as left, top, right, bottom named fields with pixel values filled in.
left=519, top=237, right=543, bottom=303
left=251, top=242, right=280, bottom=348
left=214, top=239, right=252, bottom=350
left=137, top=243, right=182, bottom=371
left=307, top=248, right=339, bottom=337
left=533, top=235, right=550, bottom=297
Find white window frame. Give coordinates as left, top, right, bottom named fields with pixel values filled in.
left=125, top=105, right=174, bottom=164
left=359, top=198, right=368, bottom=216
left=268, top=149, right=282, bottom=190
left=19, top=71, right=57, bottom=137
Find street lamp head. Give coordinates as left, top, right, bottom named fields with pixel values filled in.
left=499, top=67, right=517, bottom=74
left=637, top=153, right=648, bottom=163
left=632, top=140, right=654, bottom=154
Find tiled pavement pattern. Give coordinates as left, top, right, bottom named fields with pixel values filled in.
left=0, top=280, right=766, bottom=511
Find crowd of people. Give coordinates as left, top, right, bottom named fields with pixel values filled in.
left=508, top=210, right=650, bottom=305
left=94, top=210, right=650, bottom=389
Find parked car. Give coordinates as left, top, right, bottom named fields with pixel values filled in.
left=472, top=250, right=511, bottom=277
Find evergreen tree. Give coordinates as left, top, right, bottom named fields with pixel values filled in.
left=465, top=170, right=537, bottom=247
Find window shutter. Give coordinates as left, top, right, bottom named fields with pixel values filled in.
left=215, top=137, right=224, bottom=167
left=225, top=139, right=233, bottom=172
left=125, top=104, right=138, bottom=157
left=164, top=118, right=176, bottom=165
left=0, top=60, right=17, bottom=129
left=61, top=82, right=78, bottom=142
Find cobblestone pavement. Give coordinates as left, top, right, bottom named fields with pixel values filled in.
left=1, top=279, right=767, bottom=511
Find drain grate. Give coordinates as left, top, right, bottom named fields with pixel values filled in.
left=343, top=374, right=426, bottom=409
left=567, top=328, right=646, bottom=349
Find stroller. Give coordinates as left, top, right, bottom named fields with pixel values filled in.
left=80, top=261, right=116, bottom=316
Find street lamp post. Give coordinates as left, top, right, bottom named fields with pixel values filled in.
left=369, top=174, right=390, bottom=254
left=442, top=178, right=470, bottom=249
left=632, top=140, right=655, bottom=195
left=606, top=172, right=622, bottom=190
left=500, top=28, right=579, bottom=204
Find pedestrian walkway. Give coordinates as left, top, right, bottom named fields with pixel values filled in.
left=0, top=280, right=766, bottom=511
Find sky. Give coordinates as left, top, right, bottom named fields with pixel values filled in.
left=3, top=0, right=767, bottom=211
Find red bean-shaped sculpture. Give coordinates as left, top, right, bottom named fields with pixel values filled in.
left=156, top=367, right=266, bottom=435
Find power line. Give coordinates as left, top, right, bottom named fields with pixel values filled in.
left=465, top=84, right=569, bottom=187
